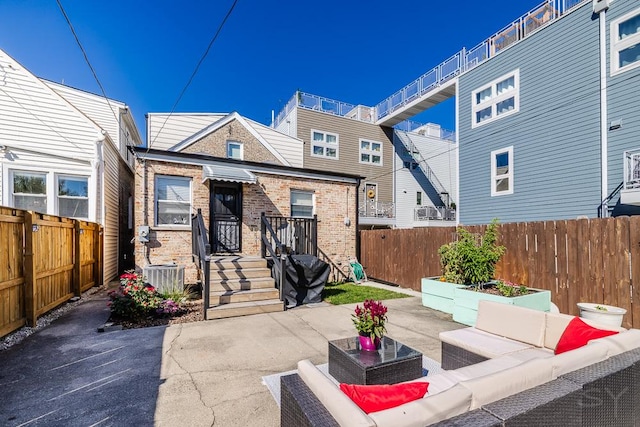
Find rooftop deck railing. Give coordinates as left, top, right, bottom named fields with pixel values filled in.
left=375, top=0, right=589, bottom=121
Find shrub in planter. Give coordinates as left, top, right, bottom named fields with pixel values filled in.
left=438, top=219, right=505, bottom=286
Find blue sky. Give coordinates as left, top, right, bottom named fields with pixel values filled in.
left=0, top=0, right=534, bottom=139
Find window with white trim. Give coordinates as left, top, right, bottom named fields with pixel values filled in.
left=155, top=175, right=191, bottom=226
left=310, top=130, right=338, bottom=159
left=227, top=141, right=243, bottom=160
left=291, top=190, right=314, bottom=218
left=491, top=146, right=514, bottom=196
left=57, top=175, right=89, bottom=219
left=359, top=139, right=383, bottom=165
left=12, top=170, right=47, bottom=212
left=472, top=70, right=519, bottom=128
left=611, top=9, right=640, bottom=75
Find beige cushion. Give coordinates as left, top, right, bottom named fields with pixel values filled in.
left=590, top=329, right=640, bottom=357
left=459, top=357, right=554, bottom=410
left=550, top=341, right=609, bottom=378
left=447, top=355, right=524, bottom=382
left=507, top=347, right=554, bottom=363
left=297, top=360, right=375, bottom=427
left=440, top=327, right=533, bottom=359
left=475, top=300, right=546, bottom=346
left=544, top=312, right=625, bottom=350
left=406, top=371, right=459, bottom=396
left=368, top=384, right=472, bottom=427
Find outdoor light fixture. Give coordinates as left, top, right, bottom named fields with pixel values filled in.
left=609, top=119, right=622, bottom=130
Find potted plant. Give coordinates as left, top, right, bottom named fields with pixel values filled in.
left=422, top=219, right=504, bottom=313
left=577, top=303, right=626, bottom=327
left=352, top=300, right=388, bottom=351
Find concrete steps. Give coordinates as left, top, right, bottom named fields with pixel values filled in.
left=206, top=255, right=283, bottom=320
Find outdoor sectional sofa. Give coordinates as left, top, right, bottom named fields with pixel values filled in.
left=280, top=300, right=640, bottom=426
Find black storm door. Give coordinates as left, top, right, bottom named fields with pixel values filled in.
left=211, top=184, right=242, bottom=253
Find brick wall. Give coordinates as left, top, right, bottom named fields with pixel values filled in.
left=182, top=120, right=283, bottom=165
left=134, top=158, right=357, bottom=284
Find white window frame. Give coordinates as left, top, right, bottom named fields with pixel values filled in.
left=154, top=175, right=192, bottom=227
left=310, top=129, right=339, bottom=159
left=359, top=139, right=383, bottom=166
left=10, top=169, right=48, bottom=213
left=611, top=8, right=640, bottom=76
left=56, top=174, right=89, bottom=219
left=290, top=190, right=315, bottom=218
left=226, top=141, right=243, bottom=160
left=471, top=69, right=520, bottom=128
left=491, top=146, right=514, bottom=196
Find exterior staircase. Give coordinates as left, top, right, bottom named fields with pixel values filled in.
left=206, top=255, right=284, bottom=320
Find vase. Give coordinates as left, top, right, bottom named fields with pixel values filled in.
left=358, top=335, right=381, bottom=351
left=577, top=303, right=626, bottom=327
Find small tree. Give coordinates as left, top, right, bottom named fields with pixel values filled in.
left=438, top=219, right=505, bottom=285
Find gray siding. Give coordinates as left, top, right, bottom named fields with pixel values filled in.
left=606, top=1, right=640, bottom=215
left=296, top=108, right=393, bottom=203
left=458, top=2, right=602, bottom=225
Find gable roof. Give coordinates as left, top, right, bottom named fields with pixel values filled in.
left=169, top=112, right=303, bottom=167
left=146, top=113, right=227, bottom=150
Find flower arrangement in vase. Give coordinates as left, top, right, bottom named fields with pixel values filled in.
left=352, top=300, right=388, bottom=351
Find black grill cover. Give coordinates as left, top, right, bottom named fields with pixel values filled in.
left=274, top=254, right=330, bottom=308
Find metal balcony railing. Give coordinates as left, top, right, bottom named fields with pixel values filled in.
left=375, top=0, right=589, bottom=122
left=624, top=149, right=640, bottom=190
left=359, top=201, right=395, bottom=219
left=414, top=206, right=456, bottom=222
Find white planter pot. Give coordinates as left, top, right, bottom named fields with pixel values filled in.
left=577, top=303, right=626, bottom=327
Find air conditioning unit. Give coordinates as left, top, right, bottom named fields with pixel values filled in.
left=143, top=264, right=185, bottom=294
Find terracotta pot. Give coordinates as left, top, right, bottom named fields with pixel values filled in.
left=358, top=335, right=381, bottom=351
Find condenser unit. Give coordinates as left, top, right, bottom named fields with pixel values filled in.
left=143, top=264, right=185, bottom=294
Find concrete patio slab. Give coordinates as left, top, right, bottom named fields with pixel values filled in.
left=0, top=283, right=463, bottom=426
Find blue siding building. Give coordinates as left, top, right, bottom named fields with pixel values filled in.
left=456, top=0, right=640, bottom=224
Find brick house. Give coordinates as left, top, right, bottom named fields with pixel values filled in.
left=132, top=147, right=361, bottom=285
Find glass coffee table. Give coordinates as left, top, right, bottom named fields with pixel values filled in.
left=328, top=336, right=423, bottom=385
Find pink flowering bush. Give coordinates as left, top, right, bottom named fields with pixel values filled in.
left=352, top=300, right=388, bottom=340
left=109, top=271, right=182, bottom=319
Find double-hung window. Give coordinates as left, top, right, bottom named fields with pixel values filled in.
left=12, top=170, right=47, bottom=212
left=58, top=175, right=89, bottom=218
left=472, top=70, right=519, bottom=128
left=359, top=139, right=382, bottom=165
left=155, top=175, right=191, bottom=226
left=611, top=9, right=640, bottom=75
left=227, top=141, right=243, bottom=160
left=291, top=190, right=314, bottom=218
left=310, top=130, right=338, bottom=159
left=491, top=146, right=514, bottom=196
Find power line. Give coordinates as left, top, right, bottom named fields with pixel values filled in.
left=56, top=0, right=120, bottom=127
left=147, top=0, right=239, bottom=151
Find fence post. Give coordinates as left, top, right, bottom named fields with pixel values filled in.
left=73, top=220, right=81, bottom=296
left=312, top=215, right=318, bottom=257
left=24, top=211, right=37, bottom=327
left=260, top=212, right=266, bottom=258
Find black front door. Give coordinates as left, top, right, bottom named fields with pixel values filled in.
left=211, top=184, right=242, bottom=253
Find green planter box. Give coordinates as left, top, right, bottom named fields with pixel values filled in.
left=421, top=278, right=466, bottom=314
left=452, top=286, right=551, bottom=326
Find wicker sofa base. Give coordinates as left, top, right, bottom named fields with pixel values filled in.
left=441, top=341, right=489, bottom=370
left=281, top=348, right=640, bottom=426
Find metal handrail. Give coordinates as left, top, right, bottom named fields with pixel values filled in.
left=191, top=209, right=211, bottom=318
left=260, top=213, right=286, bottom=304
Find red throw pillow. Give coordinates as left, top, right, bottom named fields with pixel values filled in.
left=339, top=382, right=429, bottom=414
left=555, top=317, right=619, bottom=355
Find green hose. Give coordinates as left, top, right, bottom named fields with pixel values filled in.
left=350, top=262, right=365, bottom=282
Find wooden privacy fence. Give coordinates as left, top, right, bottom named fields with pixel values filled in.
left=0, top=207, right=103, bottom=338
left=360, top=217, right=640, bottom=329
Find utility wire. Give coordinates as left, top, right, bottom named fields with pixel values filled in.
left=56, top=0, right=120, bottom=127
left=147, top=0, right=239, bottom=151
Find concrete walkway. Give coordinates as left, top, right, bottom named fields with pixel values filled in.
left=0, top=284, right=463, bottom=427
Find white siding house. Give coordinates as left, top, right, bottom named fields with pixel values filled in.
left=0, top=48, right=142, bottom=281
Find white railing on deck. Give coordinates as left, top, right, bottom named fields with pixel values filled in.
left=359, top=201, right=395, bottom=219
left=375, top=0, right=589, bottom=121
left=414, top=206, right=456, bottom=222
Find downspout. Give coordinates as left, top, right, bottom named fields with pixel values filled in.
left=141, top=158, right=151, bottom=265
left=455, top=79, right=461, bottom=225
left=355, top=178, right=361, bottom=261
left=598, top=5, right=609, bottom=216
